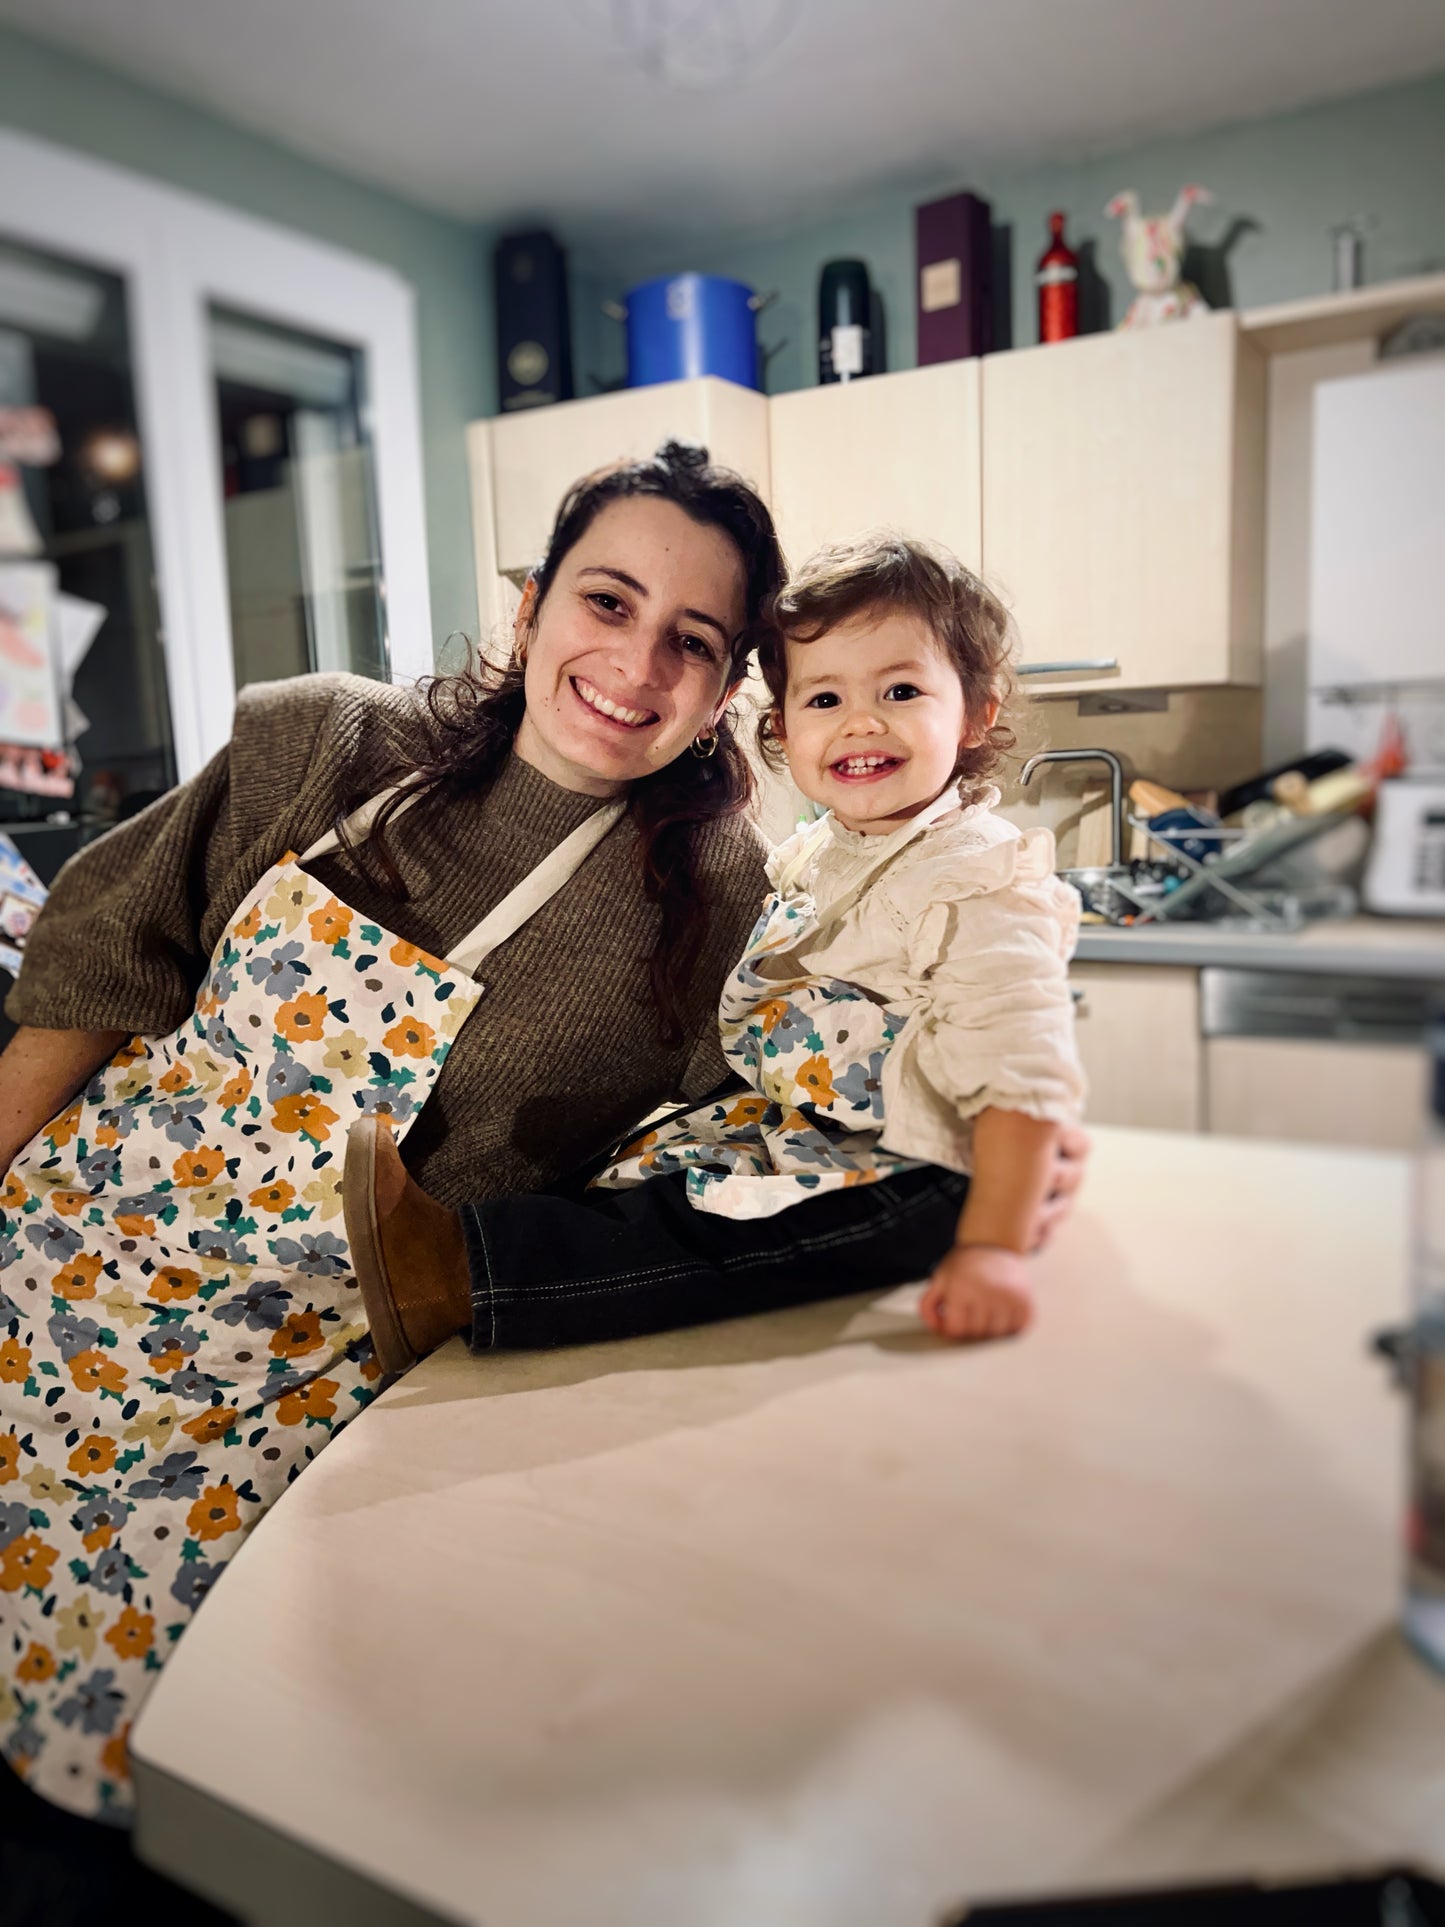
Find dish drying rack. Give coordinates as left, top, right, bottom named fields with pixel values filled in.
left=1102, top=807, right=1356, bottom=928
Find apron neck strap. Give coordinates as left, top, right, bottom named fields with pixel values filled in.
left=446, top=798, right=626, bottom=978
left=297, top=784, right=422, bottom=868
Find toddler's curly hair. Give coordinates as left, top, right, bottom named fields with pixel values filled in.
left=757, top=532, right=1016, bottom=795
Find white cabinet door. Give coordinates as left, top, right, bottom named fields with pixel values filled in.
left=1071, top=964, right=1203, bottom=1132
left=982, top=313, right=1266, bottom=693
left=1205, top=1036, right=1428, bottom=1152
left=768, top=361, right=982, bottom=572
left=482, top=377, right=771, bottom=585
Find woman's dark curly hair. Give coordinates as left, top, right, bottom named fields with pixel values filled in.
left=347, top=439, right=786, bottom=1047
left=757, top=531, right=1016, bottom=798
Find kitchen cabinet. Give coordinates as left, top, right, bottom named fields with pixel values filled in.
left=1071, top=962, right=1203, bottom=1132
left=472, top=377, right=771, bottom=593
left=768, top=361, right=982, bottom=572
left=1205, top=1036, right=1428, bottom=1153
left=981, top=312, right=1267, bottom=692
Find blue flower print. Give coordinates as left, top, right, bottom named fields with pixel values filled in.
left=150, top=1099, right=206, bottom=1149
left=187, top=1226, right=258, bottom=1267
left=832, top=1052, right=889, bottom=1119
left=170, top=1559, right=224, bottom=1611
left=48, top=1311, right=103, bottom=1362
left=97, top=1103, right=140, bottom=1141
left=204, top=1014, right=243, bottom=1062
left=74, top=1494, right=131, bottom=1541
left=78, top=1147, right=121, bottom=1188
left=0, top=1282, right=20, bottom=1323
left=88, top=1544, right=131, bottom=1597
left=209, top=961, right=237, bottom=1001
left=114, top=1188, right=169, bottom=1223
left=25, top=1217, right=83, bottom=1264
left=126, top=1450, right=206, bottom=1503
left=166, top=1366, right=219, bottom=1404
left=247, top=941, right=309, bottom=999
left=55, top=1668, right=126, bottom=1737
left=357, top=1087, right=416, bottom=1122
left=271, top=1231, right=347, bottom=1278
left=0, top=1500, right=32, bottom=1549
left=211, top=1279, right=291, bottom=1333
left=139, top=1324, right=203, bottom=1361
left=266, top=1056, right=312, bottom=1104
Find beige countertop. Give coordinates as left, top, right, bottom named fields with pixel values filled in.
left=131, top=1129, right=1432, bottom=1927
left=1074, top=914, right=1445, bottom=979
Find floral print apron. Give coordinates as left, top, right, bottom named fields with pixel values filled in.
left=0, top=787, right=621, bottom=1820
left=596, top=818, right=923, bottom=1220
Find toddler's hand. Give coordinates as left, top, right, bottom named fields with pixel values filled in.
left=919, top=1244, right=1033, bottom=1344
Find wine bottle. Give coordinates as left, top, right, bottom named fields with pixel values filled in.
left=1035, top=212, right=1079, bottom=344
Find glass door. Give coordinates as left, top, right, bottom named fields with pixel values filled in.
left=0, top=235, right=175, bottom=843
left=210, top=307, right=389, bottom=690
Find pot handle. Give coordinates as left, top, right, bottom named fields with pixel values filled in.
left=601, top=299, right=627, bottom=323
left=748, top=290, right=779, bottom=314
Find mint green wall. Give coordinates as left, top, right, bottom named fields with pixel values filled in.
left=576, top=68, right=1445, bottom=396
left=0, top=22, right=493, bottom=643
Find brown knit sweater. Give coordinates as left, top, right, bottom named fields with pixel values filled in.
left=6, top=674, right=768, bottom=1208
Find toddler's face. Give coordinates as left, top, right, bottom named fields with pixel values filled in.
left=777, top=609, right=973, bottom=835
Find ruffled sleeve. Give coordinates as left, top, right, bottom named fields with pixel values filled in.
left=877, top=825, right=1085, bottom=1170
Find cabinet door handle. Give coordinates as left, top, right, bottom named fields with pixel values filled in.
left=1018, top=659, right=1121, bottom=678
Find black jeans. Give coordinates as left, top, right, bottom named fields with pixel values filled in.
left=461, top=1164, right=968, bottom=1353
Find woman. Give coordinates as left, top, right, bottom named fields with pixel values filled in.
left=0, top=441, right=1085, bottom=1828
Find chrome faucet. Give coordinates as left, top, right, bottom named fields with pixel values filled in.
left=1019, top=748, right=1125, bottom=870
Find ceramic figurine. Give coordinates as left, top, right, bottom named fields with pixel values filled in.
left=1105, top=185, right=1212, bottom=328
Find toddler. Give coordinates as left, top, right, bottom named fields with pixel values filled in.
left=594, top=533, right=1086, bottom=1340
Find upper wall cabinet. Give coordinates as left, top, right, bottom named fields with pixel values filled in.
left=477, top=376, right=771, bottom=588
left=981, top=313, right=1267, bottom=692
left=768, top=361, right=983, bottom=573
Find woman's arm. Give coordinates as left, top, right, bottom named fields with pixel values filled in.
left=0, top=1023, right=128, bottom=1171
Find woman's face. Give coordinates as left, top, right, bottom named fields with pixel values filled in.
left=513, top=496, right=748, bottom=796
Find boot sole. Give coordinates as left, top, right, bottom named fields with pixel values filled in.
left=342, top=1114, right=420, bottom=1379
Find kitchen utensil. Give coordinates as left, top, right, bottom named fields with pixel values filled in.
left=1217, top=748, right=1351, bottom=820
left=621, top=273, right=767, bottom=390
left=1365, top=775, right=1445, bottom=916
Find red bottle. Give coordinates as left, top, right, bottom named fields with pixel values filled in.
left=1035, top=211, right=1079, bottom=343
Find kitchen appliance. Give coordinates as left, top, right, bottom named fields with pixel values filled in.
left=623, top=273, right=763, bottom=390
left=494, top=231, right=574, bottom=413
left=817, top=258, right=875, bottom=384
left=1365, top=775, right=1445, bottom=917
left=915, top=189, right=993, bottom=364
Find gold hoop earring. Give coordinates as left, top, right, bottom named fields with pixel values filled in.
left=691, top=727, right=719, bottom=759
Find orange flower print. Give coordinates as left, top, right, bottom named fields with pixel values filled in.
left=158, top=1061, right=192, bottom=1096
left=104, top=1606, right=155, bottom=1660
left=0, top=1338, right=30, bottom=1383
left=173, top=1144, right=226, bottom=1188
left=67, top=1434, right=118, bottom=1477
left=234, top=904, right=265, bottom=941
left=617, top=1128, right=658, bottom=1161
left=101, top=1726, right=132, bottom=1783
left=276, top=1377, right=339, bottom=1426
left=114, top=1212, right=156, bottom=1239
left=723, top=1096, right=770, bottom=1128
left=114, top=1036, right=146, bottom=1066
left=389, top=938, right=450, bottom=975
left=181, top=1405, right=240, bottom=1445
left=47, top=1101, right=82, bottom=1149
left=0, top=1532, right=58, bottom=1593
left=149, top=1264, right=201, bottom=1303
left=50, top=1188, right=91, bottom=1218
left=276, top=990, right=329, bottom=1043
left=219, top=1066, right=254, bottom=1110
left=271, top=1091, right=339, bottom=1145
left=186, top=1482, right=243, bottom=1543
left=383, top=1015, right=436, bottom=1059
left=309, top=899, right=353, bottom=946
left=0, top=1431, right=20, bottom=1483
left=147, top=1344, right=187, bottom=1377
left=16, top=1642, right=57, bottom=1683
left=95, top=1122, right=121, bottom=1148
left=793, top=1055, right=838, bottom=1106
left=270, top=1311, right=324, bottom=1361
left=248, top=1178, right=295, bottom=1212
left=755, top=997, right=791, bottom=1035
left=0, top=1169, right=27, bottom=1209
left=67, top=1349, right=128, bottom=1398
left=53, top=1252, right=105, bottom=1301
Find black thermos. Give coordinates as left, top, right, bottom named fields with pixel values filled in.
left=818, top=259, right=875, bottom=384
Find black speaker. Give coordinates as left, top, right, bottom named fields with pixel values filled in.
left=494, top=231, right=574, bottom=412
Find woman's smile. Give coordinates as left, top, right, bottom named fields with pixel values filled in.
left=569, top=675, right=659, bottom=730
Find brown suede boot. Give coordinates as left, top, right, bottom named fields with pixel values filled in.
left=342, top=1115, right=471, bottom=1377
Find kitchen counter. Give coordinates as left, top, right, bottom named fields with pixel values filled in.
left=130, top=1129, right=1430, bottom=1927
left=1074, top=913, right=1445, bottom=979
